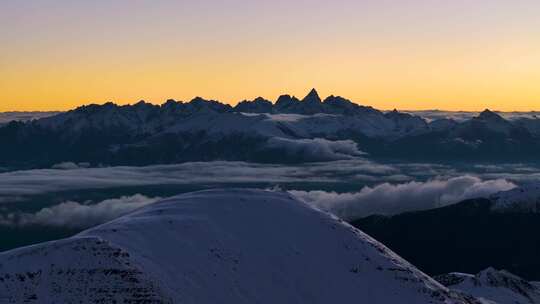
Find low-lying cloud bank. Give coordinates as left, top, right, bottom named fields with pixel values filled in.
left=51, top=162, right=91, bottom=170
left=266, top=137, right=366, bottom=161
left=290, top=176, right=516, bottom=220
left=0, top=176, right=519, bottom=228
left=1, top=161, right=538, bottom=204
left=0, top=161, right=537, bottom=228
left=0, top=194, right=161, bottom=229
left=0, top=160, right=401, bottom=202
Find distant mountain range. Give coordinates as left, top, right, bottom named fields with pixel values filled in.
left=3, top=188, right=534, bottom=304
left=352, top=183, right=540, bottom=281
left=1, top=89, right=540, bottom=169
left=0, top=111, right=59, bottom=125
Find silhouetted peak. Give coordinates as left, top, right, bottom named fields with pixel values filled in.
left=72, top=102, right=118, bottom=115
left=276, top=94, right=300, bottom=105
left=187, top=96, right=232, bottom=113
left=252, top=97, right=272, bottom=104
left=385, top=109, right=400, bottom=117
left=189, top=96, right=222, bottom=105
left=190, top=96, right=208, bottom=103
left=133, top=100, right=154, bottom=110
left=324, top=95, right=336, bottom=100
left=238, top=97, right=269, bottom=104
left=94, top=102, right=118, bottom=112
left=162, top=99, right=181, bottom=109
left=302, top=88, right=322, bottom=104
left=234, top=97, right=273, bottom=113
left=323, top=95, right=357, bottom=110
left=385, top=109, right=421, bottom=121
left=478, top=109, right=504, bottom=121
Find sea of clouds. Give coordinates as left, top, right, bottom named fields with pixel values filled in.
left=266, top=137, right=366, bottom=161
left=290, top=176, right=515, bottom=220
left=0, top=159, right=537, bottom=228
left=0, top=194, right=160, bottom=228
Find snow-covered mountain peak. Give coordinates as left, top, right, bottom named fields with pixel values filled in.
left=437, top=268, right=540, bottom=304
left=0, top=189, right=478, bottom=304
left=455, top=109, right=516, bottom=135
left=490, top=183, right=540, bottom=212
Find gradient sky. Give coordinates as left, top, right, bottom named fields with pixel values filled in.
left=1, top=0, right=539, bottom=111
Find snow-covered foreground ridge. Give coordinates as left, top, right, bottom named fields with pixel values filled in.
left=0, top=189, right=480, bottom=303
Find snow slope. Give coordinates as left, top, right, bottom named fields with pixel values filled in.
left=437, top=268, right=540, bottom=304
left=490, top=183, right=540, bottom=212
left=0, top=189, right=478, bottom=303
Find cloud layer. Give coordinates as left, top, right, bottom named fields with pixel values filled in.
left=0, top=161, right=538, bottom=229
left=0, top=160, right=402, bottom=202
left=0, top=194, right=160, bottom=228
left=0, top=161, right=538, bottom=204
left=0, top=174, right=520, bottom=228
left=51, top=162, right=91, bottom=170
left=290, top=176, right=516, bottom=220
left=266, top=137, right=366, bottom=161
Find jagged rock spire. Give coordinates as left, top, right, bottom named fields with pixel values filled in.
left=302, top=88, right=322, bottom=104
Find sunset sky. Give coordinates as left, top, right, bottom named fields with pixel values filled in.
left=1, top=0, right=539, bottom=112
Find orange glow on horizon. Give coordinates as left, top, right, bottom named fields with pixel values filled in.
left=1, top=1, right=539, bottom=112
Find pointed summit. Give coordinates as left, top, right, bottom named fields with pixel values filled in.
left=302, top=88, right=322, bottom=104
left=478, top=109, right=504, bottom=121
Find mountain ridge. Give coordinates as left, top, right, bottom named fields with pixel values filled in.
left=352, top=183, right=540, bottom=281
left=0, top=189, right=481, bottom=304
left=1, top=89, right=539, bottom=169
